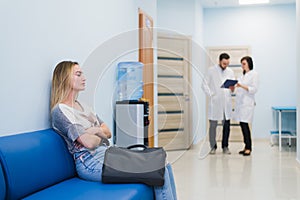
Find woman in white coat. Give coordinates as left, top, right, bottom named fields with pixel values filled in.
left=234, top=56, right=259, bottom=156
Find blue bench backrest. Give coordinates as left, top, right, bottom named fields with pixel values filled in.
left=0, top=162, right=6, bottom=200
left=0, top=129, right=76, bottom=200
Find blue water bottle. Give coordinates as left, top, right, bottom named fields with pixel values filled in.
left=117, top=62, right=144, bottom=101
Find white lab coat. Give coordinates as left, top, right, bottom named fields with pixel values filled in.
left=234, top=70, right=259, bottom=123
left=202, top=65, right=235, bottom=121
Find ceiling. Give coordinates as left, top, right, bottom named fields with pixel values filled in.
left=199, top=0, right=296, bottom=8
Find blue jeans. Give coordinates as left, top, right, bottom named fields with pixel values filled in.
left=74, top=146, right=177, bottom=200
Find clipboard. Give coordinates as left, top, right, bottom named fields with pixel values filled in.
left=221, top=79, right=238, bottom=88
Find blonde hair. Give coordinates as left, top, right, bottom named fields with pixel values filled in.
left=50, top=61, right=78, bottom=110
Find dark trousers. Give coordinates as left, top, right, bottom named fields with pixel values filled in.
left=240, top=122, right=252, bottom=151
left=209, top=119, right=230, bottom=149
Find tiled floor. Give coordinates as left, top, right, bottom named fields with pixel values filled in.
left=167, top=140, right=300, bottom=200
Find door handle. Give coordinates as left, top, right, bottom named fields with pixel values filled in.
left=184, top=94, right=190, bottom=101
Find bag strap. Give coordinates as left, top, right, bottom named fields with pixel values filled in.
left=127, top=144, right=148, bottom=150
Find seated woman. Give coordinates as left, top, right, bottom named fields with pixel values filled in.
left=50, top=61, right=177, bottom=200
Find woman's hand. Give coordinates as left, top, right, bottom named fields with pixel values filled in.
left=100, top=123, right=112, bottom=139
left=236, top=83, right=249, bottom=91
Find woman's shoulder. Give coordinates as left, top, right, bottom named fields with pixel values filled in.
left=51, top=104, right=78, bottom=124
left=51, top=104, right=67, bottom=118
left=51, top=103, right=76, bottom=118
left=249, top=70, right=258, bottom=76
left=51, top=104, right=62, bottom=113
left=52, top=103, right=69, bottom=113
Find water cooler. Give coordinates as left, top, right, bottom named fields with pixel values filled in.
left=115, top=100, right=149, bottom=147
left=114, top=62, right=149, bottom=147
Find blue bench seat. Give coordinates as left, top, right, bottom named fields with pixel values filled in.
left=0, top=129, right=154, bottom=200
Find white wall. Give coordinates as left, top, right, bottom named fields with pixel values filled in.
left=157, top=0, right=196, bottom=35
left=0, top=0, right=157, bottom=136
left=204, top=4, right=297, bottom=138
left=193, top=0, right=207, bottom=142
left=157, top=0, right=206, bottom=143
left=81, top=1, right=157, bottom=142
left=296, top=0, right=300, bottom=163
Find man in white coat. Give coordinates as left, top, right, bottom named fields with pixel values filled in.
left=202, top=53, right=235, bottom=154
